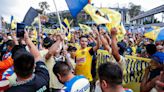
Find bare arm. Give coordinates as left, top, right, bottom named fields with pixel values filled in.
left=45, top=33, right=65, bottom=60
left=24, top=31, right=41, bottom=62
left=45, top=40, right=62, bottom=60
left=100, top=35, right=111, bottom=52
left=105, top=33, right=111, bottom=45
left=11, top=34, right=19, bottom=45
left=141, top=76, right=160, bottom=92
left=93, top=29, right=100, bottom=52
left=111, top=28, right=120, bottom=62
left=140, top=67, right=160, bottom=92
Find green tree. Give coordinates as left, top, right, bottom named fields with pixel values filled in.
left=128, top=2, right=141, bottom=18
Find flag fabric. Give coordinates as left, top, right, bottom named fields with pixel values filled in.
left=62, top=18, right=70, bottom=31
left=116, top=23, right=127, bottom=42
left=98, top=8, right=125, bottom=41
left=79, top=23, right=92, bottom=34
left=100, top=8, right=121, bottom=28
left=10, top=16, right=13, bottom=23
left=10, top=16, right=17, bottom=30
left=2, top=66, right=14, bottom=80
left=11, top=20, right=17, bottom=30
left=65, top=0, right=88, bottom=18
left=146, top=26, right=160, bottom=33
left=144, top=27, right=164, bottom=41
left=23, top=7, right=39, bottom=26
left=84, top=4, right=111, bottom=25
left=62, top=18, right=71, bottom=38
left=95, top=50, right=150, bottom=92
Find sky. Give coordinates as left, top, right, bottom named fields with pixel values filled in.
left=0, top=0, right=164, bottom=23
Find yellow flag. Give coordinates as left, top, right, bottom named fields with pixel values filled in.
left=116, top=23, right=126, bottom=42
left=99, top=8, right=121, bottom=32
left=79, top=23, right=92, bottom=34
left=84, top=4, right=111, bottom=25
left=11, top=20, right=17, bottom=30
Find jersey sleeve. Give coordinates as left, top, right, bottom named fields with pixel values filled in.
left=89, top=48, right=94, bottom=55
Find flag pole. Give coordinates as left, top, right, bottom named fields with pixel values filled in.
left=52, top=0, right=65, bottom=57
left=38, top=14, right=41, bottom=49
left=52, top=0, right=63, bottom=32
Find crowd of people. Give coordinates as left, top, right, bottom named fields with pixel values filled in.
left=0, top=26, right=163, bottom=92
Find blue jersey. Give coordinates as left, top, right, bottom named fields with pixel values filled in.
left=64, top=76, right=90, bottom=92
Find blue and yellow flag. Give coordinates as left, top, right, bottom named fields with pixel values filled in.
left=144, top=27, right=164, bottom=41
left=62, top=18, right=72, bottom=41
left=65, top=0, right=88, bottom=18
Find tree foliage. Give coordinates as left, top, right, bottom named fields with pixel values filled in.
left=39, top=1, right=50, bottom=14
left=128, top=2, right=141, bottom=18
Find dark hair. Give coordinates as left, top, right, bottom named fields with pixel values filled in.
left=79, top=35, right=88, bottom=40
left=11, top=45, right=26, bottom=58
left=67, top=46, right=77, bottom=52
left=43, top=37, right=54, bottom=49
left=13, top=51, right=34, bottom=78
left=53, top=62, right=71, bottom=77
left=6, top=40, right=15, bottom=48
left=146, top=44, right=157, bottom=55
left=98, top=62, right=123, bottom=87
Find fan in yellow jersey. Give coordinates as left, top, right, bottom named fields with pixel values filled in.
left=75, top=30, right=100, bottom=82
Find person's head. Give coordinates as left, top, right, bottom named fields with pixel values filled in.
left=53, top=62, right=73, bottom=84
left=117, top=42, right=126, bottom=56
left=80, top=36, right=88, bottom=48
left=6, top=40, right=15, bottom=51
left=98, top=62, right=123, bottom=92
left=43, top=37, right=54, bottom=49
left=13, top=49, right=35, bottom=79
left=128, top=38, right=134, bottom=46
left=149, top=39, right=154, bottom=43
left=67, top=46, right=77, bottom=59
left=156, top=45, right=163, bottom=52
left=146, top=44, right=157, bottom=56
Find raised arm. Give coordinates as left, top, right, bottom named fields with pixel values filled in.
left=111, top=28, right=120, bottom=62
left=45, top=34, right=64, bottom=60
left=99, top=29, right=111, bottom=52
left=24, top=31, right=41, bottom=62
left=93, top=29, right=100, bottom=52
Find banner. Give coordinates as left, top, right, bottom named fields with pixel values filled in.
left=123, top=56, right=150, bottom=92
left=96, top=52, right=150, bottom=92
left=96, top=49, right=114, bottom=70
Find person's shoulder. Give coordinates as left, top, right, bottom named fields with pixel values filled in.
left=69, top=76, right=90, bottom=92
left=86, top=47, right=92, bottom=50
left=124, top=88, right=133, bottom=92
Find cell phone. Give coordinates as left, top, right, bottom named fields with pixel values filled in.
left=16, top=23, right=25, bottom=38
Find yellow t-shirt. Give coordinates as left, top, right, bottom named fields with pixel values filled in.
left=75, top=47, right=93, bottom=81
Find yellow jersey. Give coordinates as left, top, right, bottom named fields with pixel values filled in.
left=75, top=47, right=93, bottom=81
